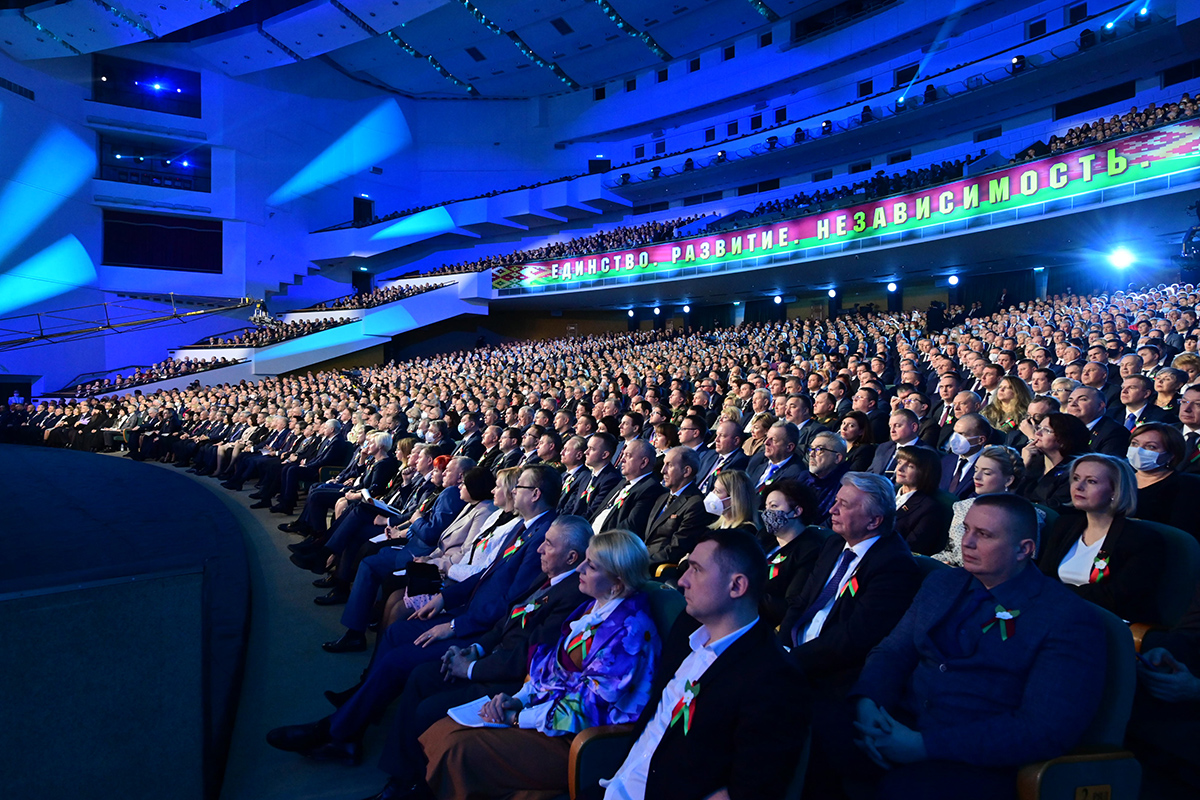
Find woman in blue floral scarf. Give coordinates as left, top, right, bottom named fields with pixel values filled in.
left=419, top=529, right=661, bottom=800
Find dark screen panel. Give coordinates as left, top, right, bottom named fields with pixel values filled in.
left=103, top=210, right=222, bottom=273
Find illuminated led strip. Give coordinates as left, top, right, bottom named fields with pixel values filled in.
left=88, top=0, right=157, bottom=39
left=384, top=31, right=480, bottom=96
left=588, top=0, right=672, bottom=60
left=746, top=0, right=780, bottom=22
left=455, top=2, right=580, bottom=89
left=18, top=12, right=83, bottom=55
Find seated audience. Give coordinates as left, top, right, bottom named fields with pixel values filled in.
left=1018, top=412, right=1091, bottom=510
left=1128, top=422, right=1200, bottom=540
left=419, top=528, right=661, bottom=799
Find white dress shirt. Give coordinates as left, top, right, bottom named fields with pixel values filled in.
left=601, top=617, right=760, bottom=800
left=1058, top=534, right=1107, bottom=586
left=801, top=535, right=881, bottom=643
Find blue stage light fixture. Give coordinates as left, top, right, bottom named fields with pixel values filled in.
left=1108, top=248, right=1136, bottom=269
left=773, top=295, right=782, bottom=304
left=887, top=282, right=897, bottom=292
left=653, top=307, right=660, bottom=315
left=682, top=305, right=690, bottom=313
left=181, top=160, right=189, bottom=167
left=627, top=310, right=634, bottom=317
left=827, top=289, right=837, bottom=298
left=948, top=275, right=960, bottom=286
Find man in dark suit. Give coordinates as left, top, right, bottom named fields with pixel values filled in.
left=450, top=412, right=485, bottom=462
left=746, top=421, right=805, bottom=494
left=266, top=465, right=562, bottom=763
left=837, top=494, right=1105, bottom=799
left=496, top=426, right=523, bottom=470
left=643, top=447, right=716, bottom=567
left=578, top=433, right=622, bottom=519
left=600, top=530, right=810, bottom=800
left=868, top=409, right=933, bottom=476
left=781, top=472, right=921, bottom=695
left=591, top=439, right=666, bottom=535
left=938, top=414, right=992, bottom=500
left=1175, top=385, right=1200, bottom=475
left=366, top=515, right=591, bottom=799
left=476, top=425, right=504, bottom=473
left=698, top=419, right=750, bottom=494
left=1067, top=386, right=1130, bottom=457
left=556, top=435, right=591, bottom=514
left=1113, top=374, right=1172, bottom=429
left=677, top=415, right=719, bottom=479
left=269, top=420, right=349, bottom=514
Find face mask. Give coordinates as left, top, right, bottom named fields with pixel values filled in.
left=761, top=508, right=795, bottom=536
left=424, top=430, right=437, bottom=443
left=703, top=492, right=727, bottom=516
left=947, top=432, right=974, bottom=456
left=1126, top=446, right=1166, bottom=471
left=457, top=422, right=467, bottom=435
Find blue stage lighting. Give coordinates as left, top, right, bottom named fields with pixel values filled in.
left=774, top=295, right=782, bottom=304
left=372, top=207, right=457, bottom=243
left=114, top=154, right=121, bottom=159
left=682, top=305, right=690, bottom=313
left=0, top=236, right=96, bottom=316
left=627, top=309, right=634, bottom=317
left=271, top=100, right=412, bottom=205
left=827, top=289, right=837, bottom=298
left=653, top=307, right=660, bottom=315
left=0, top=125, right=93, bottom=266
left=948, top=275, right=960, bottom=286
left=887, top=282, right=897, bottom=292
left=1108, top=248, right=1136, bottom=269
left=181, top=160, right=189, bottom=167
left=152, top=83, right=161, bottom=90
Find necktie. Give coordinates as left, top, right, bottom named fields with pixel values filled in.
left=949, top=457, right=968, bottom=494
left=939, top=406, right=951, bottom=426
left=1125, top=412, right=1137, bottom=431
left=791, top=549, right=858, bottom=645
left=1187, top=432, right=1199, bottom=458
left=757, top=461, right=780, bottom=488
left=702, top=456, right=726, bottom=492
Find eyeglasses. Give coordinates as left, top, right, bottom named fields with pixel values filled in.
left=1034, top=426, right=1054, bottom=435
left=514, top=485, right=539, bottom=492
left=808, top=446, right=836, bottom=456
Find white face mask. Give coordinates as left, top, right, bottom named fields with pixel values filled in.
left=947, top=432, right=974, bottom=456
left=703, top=492, right=727, bottom=516
left=1126, top=446, right=1166, bottom=472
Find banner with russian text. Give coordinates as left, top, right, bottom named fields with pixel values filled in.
left=492, top=118, right=1200, bottom=290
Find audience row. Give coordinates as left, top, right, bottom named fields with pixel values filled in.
left=5, top=276, right=1200, bottom=798
left=300, top=282, right=453, bottom=312
left=193, top=316, right=360, bottom=348
left=65, top=355, right=244, bottom=398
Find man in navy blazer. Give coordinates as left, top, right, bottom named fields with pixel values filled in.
left=697, top=420, right=750, bottom=493
left=591, top=439, right=666, bottom=535
left=867, top=409, right=934, bottom=476
left=272, top=419, right=349, bottom=513
left=267, top=464, right=562, bottom=763
left=746, top=421, right=806, bottom=495
left=843, top=494, right=1106, bottom=799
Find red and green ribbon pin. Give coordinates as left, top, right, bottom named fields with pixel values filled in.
left=768, top=553, right=787, bottom=581
left=566, top=626, right=595, bottom=661
left=502, top=535, right=526, bottom=559
left=839, top=575, right=859, bottom=598
left=1089, top=553, right=1110, bottom=584
left=669, top=680, right=700, bottom=735
left=982, top=604, right=1020, bottom=641
left=509, top=596, right=546, bottom=628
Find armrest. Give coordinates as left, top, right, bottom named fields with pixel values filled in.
left=654, top=563, right=678, bottom=578
left=568, top=724, right=637, bottom=800
left=1129, top=622, right=1166, bottom=654
left=1016, top=749, right=1141, bottom=800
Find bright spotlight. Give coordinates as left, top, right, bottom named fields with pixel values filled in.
left=653, top=307, right=661, bottom=315
left=181, top=160, right=189, bottom=167
left=887, top=282, right=897, bottom=293
left=827, top=289, right=837, bottom=298
left=732, top=301, right=740, bottom=306
left=627, top=309, right=634, bottom=317
left=773, top=295, right=782, bottom=304
left=114, top=154, right=121, bottom=160
left=361, top=193, right=369, bottom=198
left=1108, top=248, right=1136, bottom=269
left=948, top=275, right=960, bottom=286
left=1139, top=7, right=1148, bottom=15
left=1105, top=21, right=1114, bottom=29
left=153, top=83, right=162, bottom=90
left=682, top=305, right=690, bottom=313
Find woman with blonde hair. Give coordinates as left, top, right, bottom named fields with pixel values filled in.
left=937, top=445, right=1044, bottom=566
left=743, top=412, right=776, bottom=458
left=1037, top=454, right=1167, bottom=623
left=705, top=470, right=758, bottom=535
left=419, top=529, right=661, bottom=800
left=983, top=375, right=1033, bottom=433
